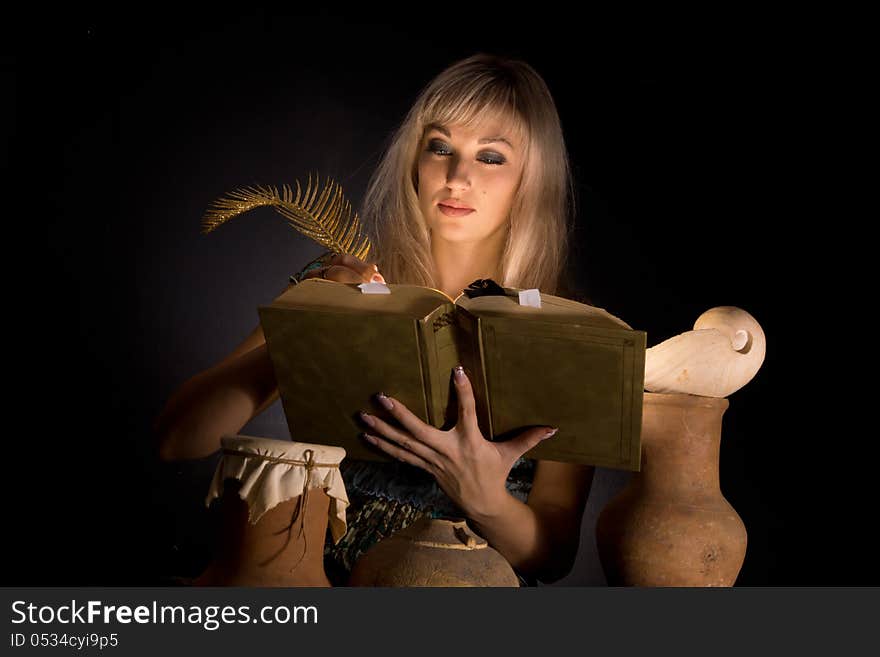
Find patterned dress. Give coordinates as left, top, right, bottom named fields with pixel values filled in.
left=323, top=456, right=537, bottom=586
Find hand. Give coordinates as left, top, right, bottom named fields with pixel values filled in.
left=301, top=253, right=386, bottom=284
left=358, top=366, right=558, bottom=520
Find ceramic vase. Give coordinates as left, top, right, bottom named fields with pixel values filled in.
left=348, top=517, right=520, bottom=587
left=194, top=435, right=348, bottom=587
left=596, top=392, right=747, bottom=586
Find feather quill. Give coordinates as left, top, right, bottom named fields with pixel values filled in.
left=201, top=172, right=372, bottom=260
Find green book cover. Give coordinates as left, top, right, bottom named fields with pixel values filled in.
left=258, top=278, right=645, bottom=470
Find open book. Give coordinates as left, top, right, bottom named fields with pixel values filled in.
left=258, top=278, right=645, bottom=470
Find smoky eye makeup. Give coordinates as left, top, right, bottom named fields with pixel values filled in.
left=425, top=138, right=507, bottom=165
left=427, top=138, right=451, bottom=154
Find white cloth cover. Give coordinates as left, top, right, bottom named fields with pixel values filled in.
left=205, top=435, right=349, bottom=544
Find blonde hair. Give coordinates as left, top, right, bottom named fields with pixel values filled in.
left=362, top=53, right=576, bottom=295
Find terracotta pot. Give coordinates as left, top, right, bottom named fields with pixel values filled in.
left=194, top=435, right=349, bottom=587
left=348, top=517, right=519, bottom=587
left=596, top=392, right=747, bottom=586
left=194, top=481, right=333, bottom=587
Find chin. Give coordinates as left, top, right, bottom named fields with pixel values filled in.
left=430, top=225, right=480, bottom=242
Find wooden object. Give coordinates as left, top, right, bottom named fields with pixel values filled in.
left=645, top=306, right=766, bottom=398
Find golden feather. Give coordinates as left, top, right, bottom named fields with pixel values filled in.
left=201, top=172, right=372, bottom=260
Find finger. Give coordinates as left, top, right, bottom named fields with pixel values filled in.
left=451, top=366, right=481, bottom=436
left=359, top=409, right=443, bottom=464
left=498, top=426, right=559, bottom=464
left=331, top=253, right=385, bottom=283
left=371, top=394, right=451, bottom=454
left=361, top=432, right=436, bottom=473
left=326, top=265, right=369, bottom=283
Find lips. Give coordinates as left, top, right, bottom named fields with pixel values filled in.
left=438, top=204, right=474, bottom=217
left=438, top=199, right=473, bottom=210
left=438, top=199, right=475, bottom=217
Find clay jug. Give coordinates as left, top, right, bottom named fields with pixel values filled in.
left=596, top=392, right=747, bottom=586
left=348, top=517, right=519, bottom=587
left=194, top=435, right=349, bottom=587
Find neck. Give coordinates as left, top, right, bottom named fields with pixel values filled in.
left=431, top=232, right=506, bottom=300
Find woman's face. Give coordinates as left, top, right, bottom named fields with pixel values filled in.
left=417, top=115, right=524, bottom=246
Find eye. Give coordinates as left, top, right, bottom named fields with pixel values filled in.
left=427, top=140, right=452, bottom=157
left=479, top=152, right=506, bottom=165
left=426, top=139, right=506, bottom=166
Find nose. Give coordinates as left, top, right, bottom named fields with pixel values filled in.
left=445, top=156, right=471, bottom=192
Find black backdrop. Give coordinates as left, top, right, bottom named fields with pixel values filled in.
left=6, top=10, right=866, bottom=585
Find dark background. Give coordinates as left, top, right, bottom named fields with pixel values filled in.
left=5, top=10, right=864, bottom=585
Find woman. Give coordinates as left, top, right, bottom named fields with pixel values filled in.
left=155, top=53, right=595, bottom=585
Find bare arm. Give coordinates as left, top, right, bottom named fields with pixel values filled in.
left=152, top=286, right=292, bottom=461
left=153, top=255, right=382, bottom=462
left=467, top=460, right=595, bottom=584
left=153, top=338, right=278, bottom=461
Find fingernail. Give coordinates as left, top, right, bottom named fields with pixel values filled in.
left=453, top=365, right=466, bottom=380
left=373, top=264, right=379, bottom=272
left=359, top=411, right=375, bottom=427
left=376, top=393, right=393, bottom=410
left=360, top=432, right=377, bottom=445
left=544, top=427, right=559, bottom=438
left=371, top=273, right=386, bottom=283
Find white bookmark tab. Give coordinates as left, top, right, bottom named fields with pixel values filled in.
left=518, top=289, right=542, bottom=308
left=358, top=282, right=391, bottom=295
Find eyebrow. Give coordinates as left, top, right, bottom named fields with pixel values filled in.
left=425, top=123, right=515, bottom=149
